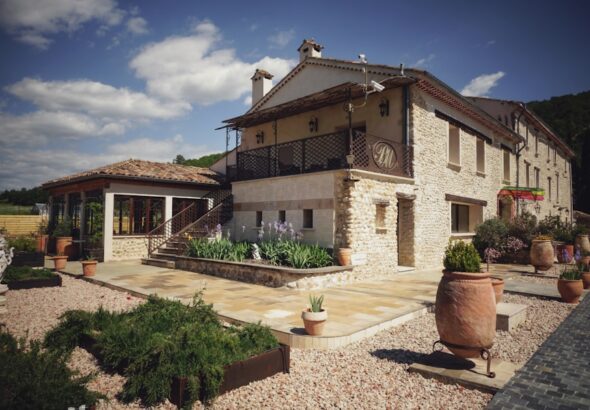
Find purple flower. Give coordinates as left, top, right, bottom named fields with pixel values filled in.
left=562, top=247, right=571, bottom=263
left=574, top=246, right=582, bottom=263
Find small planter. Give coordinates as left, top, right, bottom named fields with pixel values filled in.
left=36, top=234, right=49, bottom=254
left=11, top=251, right=45, bottom=267
left=82, top=260, right=98, bottom=277
left=5, top=275, right=62, bottom=290
left=556, top=243, right=574, bottom=263
left=581, top=271, right=590, bottom=290
left=530, top=239, right=554, bottom=271
left=491, top=277, right=505, bottom=304
left=337, top=247, right=352, bottom=266
left=557, top=279, right=584, bottom=304
left=52, top=255, right=68, bottom=271
left=301, top=309, right=327, bottom=336
left=55, top=236, right=73, bottom=259
left=575, top=234, right=590, bottom=254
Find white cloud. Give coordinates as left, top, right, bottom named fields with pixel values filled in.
left=267, top=29, right=295, bottom=49
left=6, top=77, right=189, bottom=120
left=461, top=71, right=506, bottom=97
left=249, top=23, right=258, bottom=32
left=413, top=53, right=435, bottom=68
left=0, top=0, right=125, bottom=49
left=129, top=20, right=296, bottom=106
left=487, top=40, right=496, bottom=46
left=126, top=16, right=148, bottom=35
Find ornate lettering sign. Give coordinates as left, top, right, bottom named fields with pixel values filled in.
left=372, top=141, right=398, bottom=170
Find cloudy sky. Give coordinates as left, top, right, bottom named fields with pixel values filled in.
left=1, top=0, right=589, bottom=189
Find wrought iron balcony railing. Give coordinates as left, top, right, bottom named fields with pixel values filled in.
left=232, top=131, right=413, bottom=181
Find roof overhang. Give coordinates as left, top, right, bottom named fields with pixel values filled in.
left=42, top=174, right=221, bottom=191
left=223, top=76, right=416, bottom=129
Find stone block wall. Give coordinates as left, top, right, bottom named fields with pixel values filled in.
left=112, top=236, right=148, bottom=260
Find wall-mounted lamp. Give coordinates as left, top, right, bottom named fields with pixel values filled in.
left=256, top=131, right=265, bottom=144
left=308, top=117, right=319, bottom=133
left=534, top=202, right=541, bottom=214
left=379, top=98, right=389, bottom=117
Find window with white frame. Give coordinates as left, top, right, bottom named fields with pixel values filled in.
left=476, top=138, right=485, bottom=174
left=448, top=124, right=461, bottom=165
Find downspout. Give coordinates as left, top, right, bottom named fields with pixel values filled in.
left=514, top=105, right=526, bottom=216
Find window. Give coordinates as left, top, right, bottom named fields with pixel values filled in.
left=451, top=204, right=469, bottom=233
left=556, top=174, right=560, bottom=203
left=113, top=195, right=165, bottom=235
left=375, top=204, right=387, bottom=230
left=548, top=177, right=552, bottom=200
left=503, top=149, right=511, bottom=182
left=476, top=138, right=485, bottom=174
left=553, top=148, right=557, bottom=165
left=534, top=167, right=540, bottom=188
left=448, top=124, right=460, bottom=165
left=525, top=162, right=531, bottom=187
left=256, top=211, right=263, bottom=227
left=525, top=124, right=529, bottom=146
left=303, top=209, right=313, bottom=229
left=535, top=134, right=539, bottom=155
left=278, top=210, right=286, bottom=223
left=547, top=142, right=551, bottom=161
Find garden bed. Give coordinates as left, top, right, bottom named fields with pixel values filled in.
left=11, top=251, right=45, bottom=267
left=175, top=255, right=352, bottom=287
left=2, top=266, right=62, bottom=290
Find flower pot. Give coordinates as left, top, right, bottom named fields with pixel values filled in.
left=556, top=244, right=574, bottom=263
left=36, top=234, right=48, bottom=253
left=435, top=271, right=496, bottom=358
left=582, top=256, right=590, bottom=266
left=301, top=309, right=327, bottom=336
left=55, top=236, right=73, bottom=259
left=82, top=260, right=97, bottom=277
left=581, top=272, right=590, bottom=290
left=530, top=240, right=554, bottom=271
left=557, top=279, right=584, bottom=304
left=491, top=277, right=505, bottom=304
left=575, top=234, right=590, bottom=254
left=52, top=255, right=68, bottom=271
left=337, top=248, right=352, bottom=266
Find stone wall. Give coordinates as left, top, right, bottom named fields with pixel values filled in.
left=111, top=236, right=148, bottom=260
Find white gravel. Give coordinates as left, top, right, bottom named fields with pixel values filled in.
left=0, top=274, right=576, bottom=409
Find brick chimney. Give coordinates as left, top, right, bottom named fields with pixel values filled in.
left=297, top=38, right=323, bottom=62
left=251, top=69, right=273, bottom=106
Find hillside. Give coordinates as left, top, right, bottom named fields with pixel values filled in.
left=528, top=91, right=590, bottom=213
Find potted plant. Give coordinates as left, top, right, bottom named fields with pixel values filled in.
left=8, top=235, right=44, bottom=267
left=81, top=255, right=97, bottom=277
left=435, top=241, right=496, bottom=358
left=302, top=294, right=327, bottom=336
left=52, top=217, right=73, bottom=259
left=554, top=224, right=574, bottom=263
left=557, top=263, right=584, bottom=303
left=575, top=229, right=590, bottom=255
left=36, top=219, right=49, bottom=254
left=530, top=235, right=554, bottom=272
left=337, top=246, right=352, bottom=266
left=51, top=253, right=68, bottom=271
left=581, top=261, right=590, bottom=290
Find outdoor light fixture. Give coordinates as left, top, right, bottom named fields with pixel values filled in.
left=379, top=98, right=390, bottom=117
left=256, top=131, right=264, bottom=144
left=534, top=202, right=541, bottom=214
left=370, top=80, right=385, bottom=93
left=308, top=117, right=319, bottom=133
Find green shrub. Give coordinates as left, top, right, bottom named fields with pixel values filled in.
left=506, top=211, right=537, bottom=247
left=2, top=266, right=56, bottom=283
left=7, top=235, right=37, bottom=252
left=309, top=294, right=324, bottom=312
left=443, top=241, right=481, bottom=273
left=259, top=240, right=333, bottom=269
left=473, top=218, right=508, bottom=256
left=44, top=294, right=278, bottom=408
left=52, top=217, right=72, bottom=237
left=187, top=238, right=249, bottom=262
left=1, top=332, right=103, bottom=409
left=560, top=264, right=582, bottom=280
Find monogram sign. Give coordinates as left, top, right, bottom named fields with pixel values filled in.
left=372, top=142, right=398, bottom=170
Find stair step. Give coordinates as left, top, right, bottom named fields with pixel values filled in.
left=158, top=247, right=180, bottom=255
left=141, top=258, right=175, bottom=269
left=152, top=253, right=179, bottom=261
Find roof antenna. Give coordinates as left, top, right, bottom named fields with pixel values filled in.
left=400, top=63, right=404, bottom=76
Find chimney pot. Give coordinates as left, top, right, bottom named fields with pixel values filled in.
left=297, top=38, right=323, bottom=62
left=251, top=69, right=273, bottom=106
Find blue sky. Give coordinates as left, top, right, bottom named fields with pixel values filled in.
left=1, top=0, right=589, bottom=189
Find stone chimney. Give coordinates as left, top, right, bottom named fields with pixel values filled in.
left=251, top=69, right=273, bottom=106
left=297, top=38, right=323, bottom=62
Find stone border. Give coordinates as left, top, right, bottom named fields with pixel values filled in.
left=174, top=256, right=353, bottom=288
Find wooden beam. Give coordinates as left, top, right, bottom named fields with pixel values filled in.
left=445, top=194, right=487, bottom=207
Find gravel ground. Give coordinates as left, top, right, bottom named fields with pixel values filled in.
left=509, top=275, right=558, bottom=284
left=0, top=274, right=576, bottom=409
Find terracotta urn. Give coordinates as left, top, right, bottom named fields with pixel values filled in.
left=556, top=244, right=574, bottom=263
left=435, top=271, right=496, bottom=358
left=337, top=247, right=352, bottom=266
left=55, top=236, right=73, bottom=259
left=557, top=279, right=584, bottom=304
left=575, top=234, right=590, bottom=254
left=52, top=255, right=68, bottom=271
left=530, top=240, right=554, bottom=271
left=82, top=260, right=97, bottom=277
left=36, top=234, right=48, bottom=253
left=301, top=309, right=327, bottom=336
left=491, top=277, right=505, bottom=304
left=581, top=271, right=590, bottom=290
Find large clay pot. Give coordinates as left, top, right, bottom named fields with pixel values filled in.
left=36, top=234, right=48, bottom=253
left=491, top=277, right=505, bottom=304
left=581, top=272, right=590, bottom=290
left=530, top=240, right=554, bottom=271
left=52, top=255, right=68, bottom=271
left=435, top=271, right=496, bottom=358
left=557, top=279, right=583, bottom=303
left=337, top=248, right=352, bottom=266
left=82, top=260, right=97, bottom=277
left=556, top=244, right=574, bottom=263
left=55, top=236, right=73, bottom=259
left=575, top=234, right=590, bottom=254
left=301, top=309, right=327, bottom=336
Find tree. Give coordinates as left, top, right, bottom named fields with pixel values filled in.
left=172, top=154, right=186, bottom=165
left=172, top=153, right=224, bottom=168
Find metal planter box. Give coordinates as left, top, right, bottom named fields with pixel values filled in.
left=11, top=251, right=45, bottom=267
left=6, top=274, right=62, bottom=290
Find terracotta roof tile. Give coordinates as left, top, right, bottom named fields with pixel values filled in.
left=43, top=159, right=223, bottom=188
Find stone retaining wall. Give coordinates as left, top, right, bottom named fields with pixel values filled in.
left=112, top=236, right=147, bottom=260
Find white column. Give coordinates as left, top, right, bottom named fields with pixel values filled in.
left=165, top=196, right=173, bottom=221
left=103, top=192, right=114, bottom=262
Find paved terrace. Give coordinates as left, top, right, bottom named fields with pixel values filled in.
left=58, top=260, right=581, bottom=349
left=488, top=294, right=590, bottom=409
